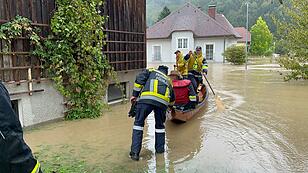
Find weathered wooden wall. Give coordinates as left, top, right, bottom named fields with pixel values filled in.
left=0, top=0, right=146, bottom=83
left=0, top=0, right=55, bottom=83
left=103, top=0, right=146, bottom=71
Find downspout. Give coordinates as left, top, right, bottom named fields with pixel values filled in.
left=223, top=36, right=226, bottom=63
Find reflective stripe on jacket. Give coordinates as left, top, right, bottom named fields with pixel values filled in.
left=31, top=160, right=41, bottom=173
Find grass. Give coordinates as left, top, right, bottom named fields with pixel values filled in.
left=33, top=145, right=155, bottom=173
left=34, top=145, right=99, bottom=173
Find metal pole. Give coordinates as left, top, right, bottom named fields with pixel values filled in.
left=245, top=2, right=249, bottom=70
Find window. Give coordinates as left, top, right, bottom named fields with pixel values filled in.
left=153, top=46, right=161, bottom=61
left=11, top=100, right=19, bottom=118
left=205, top=44, right=214, bottom=60
left=177, top=38, right=188, bottom=49
left=108, top=82, right=127, bottom=102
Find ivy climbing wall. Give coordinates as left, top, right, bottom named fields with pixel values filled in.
left=0, top=0, right=146, bottom=82
left=0, top=0, right=55, bottom=83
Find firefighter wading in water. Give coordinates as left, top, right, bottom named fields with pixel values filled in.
left=0, top=81, right=42, bottom=173
left=129, top=65, right=175, bottom=161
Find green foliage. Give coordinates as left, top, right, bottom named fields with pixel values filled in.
left=34, top=0, right=114, bottom=119
left=223, top=45, right=246, bottom=65
left=275, top=0, right=308, bottom=80
left=250, top=16, right=273, bottom=56
left=0, top=15, right=42, bottom=51
left=157, top=6, right=171, bottom=22
left=278, top=57, right=308, bottom=81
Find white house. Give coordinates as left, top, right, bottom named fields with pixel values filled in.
left=147, top=3, right=242, bottom=63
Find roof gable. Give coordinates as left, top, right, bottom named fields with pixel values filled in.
left=147, top=3, right=239, bottom=39
left=234, top=27, right=251, bottom=42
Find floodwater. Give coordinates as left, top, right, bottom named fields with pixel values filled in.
left=25, top=61, right=308, bottom=173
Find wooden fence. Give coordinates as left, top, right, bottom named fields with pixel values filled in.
left=0, top=0, right=146, bottom=83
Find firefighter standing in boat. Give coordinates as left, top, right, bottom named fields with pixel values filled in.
left=185, top=46, right=208, bottom=86
left=174, top=50, right=188, bottom=77
left=128, top=65, right=175, bottom=161
left=0, top=81, right=42, bottom=173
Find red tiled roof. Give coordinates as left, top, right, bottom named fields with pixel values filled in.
left=147, top=3, right=241, bottom=39
left=234, top=27, right=251, bottom=43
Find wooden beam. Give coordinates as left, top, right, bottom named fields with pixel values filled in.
left=104, top=51, right=144, bottom=54
left=9, top=89, right=44, bottom=96
left=103, top=29, right=145, bottom=35
left=0, top=19, right=49, bottom=27
left=109, top=60, right=145, bottom=64
left=0, top=66, right=41, bottom=71
left=105, top=40, right=146, bottom=44
left=0, top=52, right=30, bottom=55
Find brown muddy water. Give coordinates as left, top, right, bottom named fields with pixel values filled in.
left=25, top=62, right=308, bottom=173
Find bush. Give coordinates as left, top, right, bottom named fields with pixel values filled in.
left=223, top=45, right=246, bottom=65
left=278, top=56, right=308, bottom=81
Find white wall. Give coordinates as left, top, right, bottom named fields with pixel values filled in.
left=171, top=31, right=194, bottom=57
left=147, top=31, right=194, bottom=63
left=195, top=37, right=238, bottom=62
left=147, top=39, right=172, bottom=63
left=147, top=35, right=238, bottom=63
left=225, top=37, right=238, bottom=48
left=7, top=81, right=65, bottom=127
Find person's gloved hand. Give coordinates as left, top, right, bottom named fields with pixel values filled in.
left=128, top=101, right=137, bottom=118
left=130, top=96, right=137, bottom=104
left=203, top=69, right=208, bottom=75
left=128, top=104, right=137, bottom=118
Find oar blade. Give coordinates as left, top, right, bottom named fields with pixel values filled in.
left=215, top=95, right=225, bottom=112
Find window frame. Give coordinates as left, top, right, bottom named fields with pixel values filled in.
left=107, top=82, right=127, bottom=103
left=177, top=37, right=189, bottom=49
left=152, top=44, right=162, bottom=61
left=204, top=43, right=215, bottom=60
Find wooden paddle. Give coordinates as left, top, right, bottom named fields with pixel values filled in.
left=202, top=73, right=225, bottom=112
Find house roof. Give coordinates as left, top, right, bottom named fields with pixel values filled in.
left=147, top=3, right=241, bottom=39
left=234, top=27, right=251, bottom=43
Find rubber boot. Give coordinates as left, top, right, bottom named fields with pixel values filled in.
left=155, top=132, right=165, bottom=153
left=130, top=129, right=143, bottom=161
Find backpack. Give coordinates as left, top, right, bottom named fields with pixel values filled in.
left=172, top=79, right=191, bottom=105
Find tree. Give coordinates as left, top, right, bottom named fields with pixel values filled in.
left=275, top=0, right=308, bottom=80
left=250, top=16, right=273, bottom=56
left=157, top=6, right=171, bottom=22
left=223, top=45, right=246, bottom=65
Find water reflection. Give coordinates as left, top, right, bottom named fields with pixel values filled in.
left=142, top=103, right=208, bottom=172
left=165, top=105, right=208, bottom=164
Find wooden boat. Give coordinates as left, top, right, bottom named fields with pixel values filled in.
left=170, top=84, right=209, bottom=122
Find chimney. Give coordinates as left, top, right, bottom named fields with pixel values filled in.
left=208, top=5, right=216, bottom=19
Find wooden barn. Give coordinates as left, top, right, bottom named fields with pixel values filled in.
left=0, top=0, right=146, bottom=126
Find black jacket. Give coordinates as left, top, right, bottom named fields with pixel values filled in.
left=0, top=82, right=40, bottom=173
left=132, top=68, right=175, bottom=109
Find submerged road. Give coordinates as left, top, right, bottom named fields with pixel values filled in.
left=25, top=62, right=308, bottom=172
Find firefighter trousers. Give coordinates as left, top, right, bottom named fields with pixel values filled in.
left=130, top=103, right=167, bottom=155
